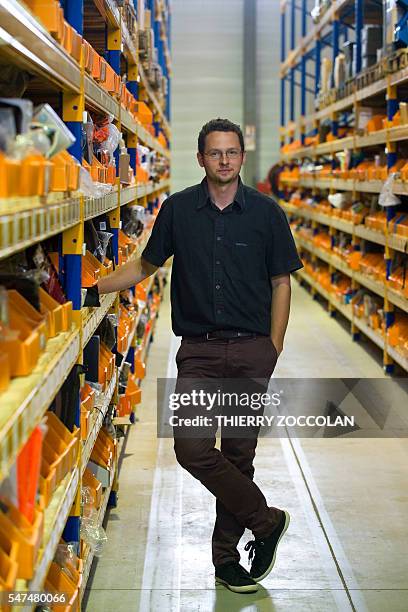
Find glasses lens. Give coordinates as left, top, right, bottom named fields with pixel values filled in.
left=205, top=150, right=241, bottom=160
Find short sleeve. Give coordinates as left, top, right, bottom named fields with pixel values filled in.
left=266, top=201, right=303, bottom=277
left=141, top=198, right=174, bottom=266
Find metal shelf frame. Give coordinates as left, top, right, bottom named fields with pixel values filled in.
left=280, top=201, right=408, bottom=254
left=0, top=180, right=170, bottom=263
left=0, top=0, right=171, bottom=591
left=280, top=0, right=407, bottom=377
left=281, top=174, right=408, bottom=197
left=280, top=0, right=388, bottom=147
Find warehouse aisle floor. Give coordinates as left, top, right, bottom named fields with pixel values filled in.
left=84, top=279, right=408, bottom=612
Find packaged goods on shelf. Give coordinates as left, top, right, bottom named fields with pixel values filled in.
left=334, top=53, right=346, bottom=88
left=80, top=481, right=108, bottom=558
left=0, top=98, right=79, bottom=198
left=362, top=25, right=383, bottom=68
left=352, top=289, right=384, bottom=328
left=310, top=0, right=331, bottom=23
left=320, top=58, right=332, bottom=95
left=278, top=0, right=408, bottom=372
left=0, top=0, right=171, bottom=597
left=387, top=314, right=408, bottom=356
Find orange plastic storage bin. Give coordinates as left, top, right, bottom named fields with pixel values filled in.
left=3, top=316, right=40, bottom=378
left=0, top=527, right=19, bottom=592
left=45, top=412, right=80, bottom=473
left=42, top=438, right=67, bottom=486
left=0, top=353, right=10, bottom=392
left=45, top=561, right=80, bottom=612
left=71, top=31, right=82, bottom=63
left=83, top=468, right=102, bottom=509
left=0, top=503, right=43, bottom=580
left=39, top=455, right=57, bottom=508
left=39, top=288, right=64, bottom=337
left=0, top=154, right=21, bottom=198
left=8, top=290, right=47, bottom=345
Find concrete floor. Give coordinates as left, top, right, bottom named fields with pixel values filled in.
left=84, top=279, right=408, bottom=612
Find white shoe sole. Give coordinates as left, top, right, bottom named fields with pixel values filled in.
left=215, top=577, right=258, bottom=593
left=253, top=510, right=290, bottom=583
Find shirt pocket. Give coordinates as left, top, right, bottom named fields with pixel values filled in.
left=225, top=239, right=265, bottom=280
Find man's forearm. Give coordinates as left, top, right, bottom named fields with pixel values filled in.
left=97, top=257, right=158, bottom=294
left=270, top=281, right=291, bottom=354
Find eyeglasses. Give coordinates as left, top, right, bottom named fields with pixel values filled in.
left=204, top=149, right=242, bottom=161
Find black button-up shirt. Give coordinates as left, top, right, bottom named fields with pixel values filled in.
left=141, top=177, right=303, bottom=336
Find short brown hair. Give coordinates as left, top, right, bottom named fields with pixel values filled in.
left=198, top=118, right=244, bottom=154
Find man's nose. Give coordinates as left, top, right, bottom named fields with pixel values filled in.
left=219, top=153, right=229, bottom=164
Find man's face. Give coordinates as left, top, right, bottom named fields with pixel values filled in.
left=197, top=131, right=246, bottom=185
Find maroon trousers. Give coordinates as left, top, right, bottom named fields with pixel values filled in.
left=173, top=335, right=281, bottom=567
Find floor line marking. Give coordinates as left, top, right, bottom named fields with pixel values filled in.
left=139, top=334, right=182, bottom=612
left=281, top=435, right=368, bottom=612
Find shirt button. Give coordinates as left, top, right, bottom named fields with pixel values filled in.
left=216, top=260, right=221, bottom=265
left=215, top=284, right=220, bottom=290
left=216, top=309, right=222, bottom=314
left=216, top=236, right=222, bottom=241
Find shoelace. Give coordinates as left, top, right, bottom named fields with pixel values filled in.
left=244, top=539, right=264, bottom=563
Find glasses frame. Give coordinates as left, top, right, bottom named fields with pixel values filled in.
left=203, top=148, right=243, bottom=161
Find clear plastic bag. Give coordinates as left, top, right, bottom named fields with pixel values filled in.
left=80, top=509, right=108, bottom=558
left=379, top=173, right=401, bottom=208
left=85, top=381, right=103, bottom=406
left=104, top=415, right=116, bottom=438
left=123, top=206, right=145, bottom=237
left=54, top=542, right=78, bottom=582
left=328, top=192, right=351, bottom=209
left=94, top=231, right=113, bottom=261
left=33, top=103, right=76, bottom=158
left=81, top=485, right=95, bottom=510
left=107, top=313, right=118, bottom=327
left=78, top=166, right=113, bottom=198
left=119, top=362, right=132, bottom=385
left=98, top=121, right=121, bottom=165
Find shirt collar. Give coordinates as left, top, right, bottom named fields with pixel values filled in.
left=197, top=176, right=246, bottom=211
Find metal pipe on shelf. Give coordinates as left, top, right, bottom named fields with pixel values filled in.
left=300, top=0, right=307, bottom=146
left=314, top=35, right=321, bottom=99
left=355, top=0, right=363, bottom=74
left=289, top=0, right=296, bottom=141
left=280, top=2, right=286, bottom=149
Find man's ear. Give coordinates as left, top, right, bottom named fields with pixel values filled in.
left=197, top=152, right=205, bottom=168
left=242, top=151, right=247, bottom=165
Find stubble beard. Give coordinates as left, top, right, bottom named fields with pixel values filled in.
left=210, top=168, right=240, bottom=186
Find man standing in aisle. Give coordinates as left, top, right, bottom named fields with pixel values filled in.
left=97, top=118, right=303, bottom=594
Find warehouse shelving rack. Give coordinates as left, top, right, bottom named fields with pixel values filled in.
left=0, top=0, right=171, bottom=605
left=279, top=0, right=408, bottom=374
left=280, top=0, right=388, bottom=147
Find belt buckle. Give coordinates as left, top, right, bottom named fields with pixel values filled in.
left=206, top=332, right=216, bottom=341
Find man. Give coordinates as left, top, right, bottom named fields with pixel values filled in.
left=97, top=118, right=303, bottom=594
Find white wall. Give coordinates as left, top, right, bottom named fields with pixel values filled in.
left=257, top=0, right=281, bottom=180
left=170, top=0, right=287, bottom=189
left=170, top=0, right=244, bottom=192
